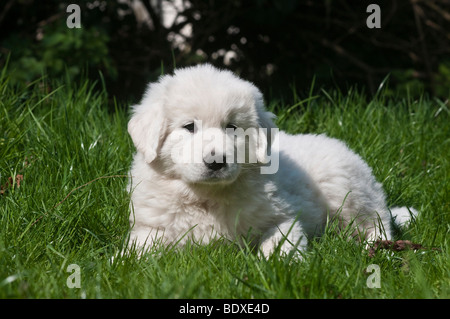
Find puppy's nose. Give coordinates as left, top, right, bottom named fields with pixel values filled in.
left=204, top=156, right=227, bottom=171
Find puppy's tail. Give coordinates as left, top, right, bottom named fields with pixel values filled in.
left=390, top=206, right=418, bottom=227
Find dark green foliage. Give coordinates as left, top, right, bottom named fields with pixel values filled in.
left=1, top=0, right=449, bottom=103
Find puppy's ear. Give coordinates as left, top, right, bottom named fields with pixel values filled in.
left=252, top=88, right=277, bottom=163
left=128, top=100, right=166, bottom=164
left=256, top=110, right=277, bottom=163
left=258, top=109, right=277, bottom=131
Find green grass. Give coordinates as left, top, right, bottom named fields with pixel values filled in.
left=0, top=72, right=449, bottom=299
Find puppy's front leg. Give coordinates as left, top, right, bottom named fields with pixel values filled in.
left=259, top=218, right=308, bottom=258
left=129, top=226, right=166, bottom=253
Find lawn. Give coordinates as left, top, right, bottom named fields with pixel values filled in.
left=0, top=70, right=449, bottom=299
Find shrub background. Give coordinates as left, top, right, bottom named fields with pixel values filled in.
left=1, top=0, right=449, bottom=103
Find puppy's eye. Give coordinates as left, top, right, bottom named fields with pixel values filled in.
left=183, top=122, right=195, bottom=133
left=225, top=123, right=238, bottom=131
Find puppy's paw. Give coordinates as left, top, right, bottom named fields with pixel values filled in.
left=259, top=235, right=306, bottom=260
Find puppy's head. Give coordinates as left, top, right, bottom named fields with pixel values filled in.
left=128, top=64, right=276, bottom=185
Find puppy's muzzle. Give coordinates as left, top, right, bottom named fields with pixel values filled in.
left=203, top=151, right=227, bottom=171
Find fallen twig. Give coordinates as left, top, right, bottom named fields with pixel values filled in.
left=368, top=239, right=440, bottom=257
left=0, top=174, right=23, bottom=195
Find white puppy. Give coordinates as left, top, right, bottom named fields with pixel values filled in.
left=127, top=64, right=416, bottom=257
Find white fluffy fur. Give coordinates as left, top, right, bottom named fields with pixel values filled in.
left=127, top=64, right=417, bottom=257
